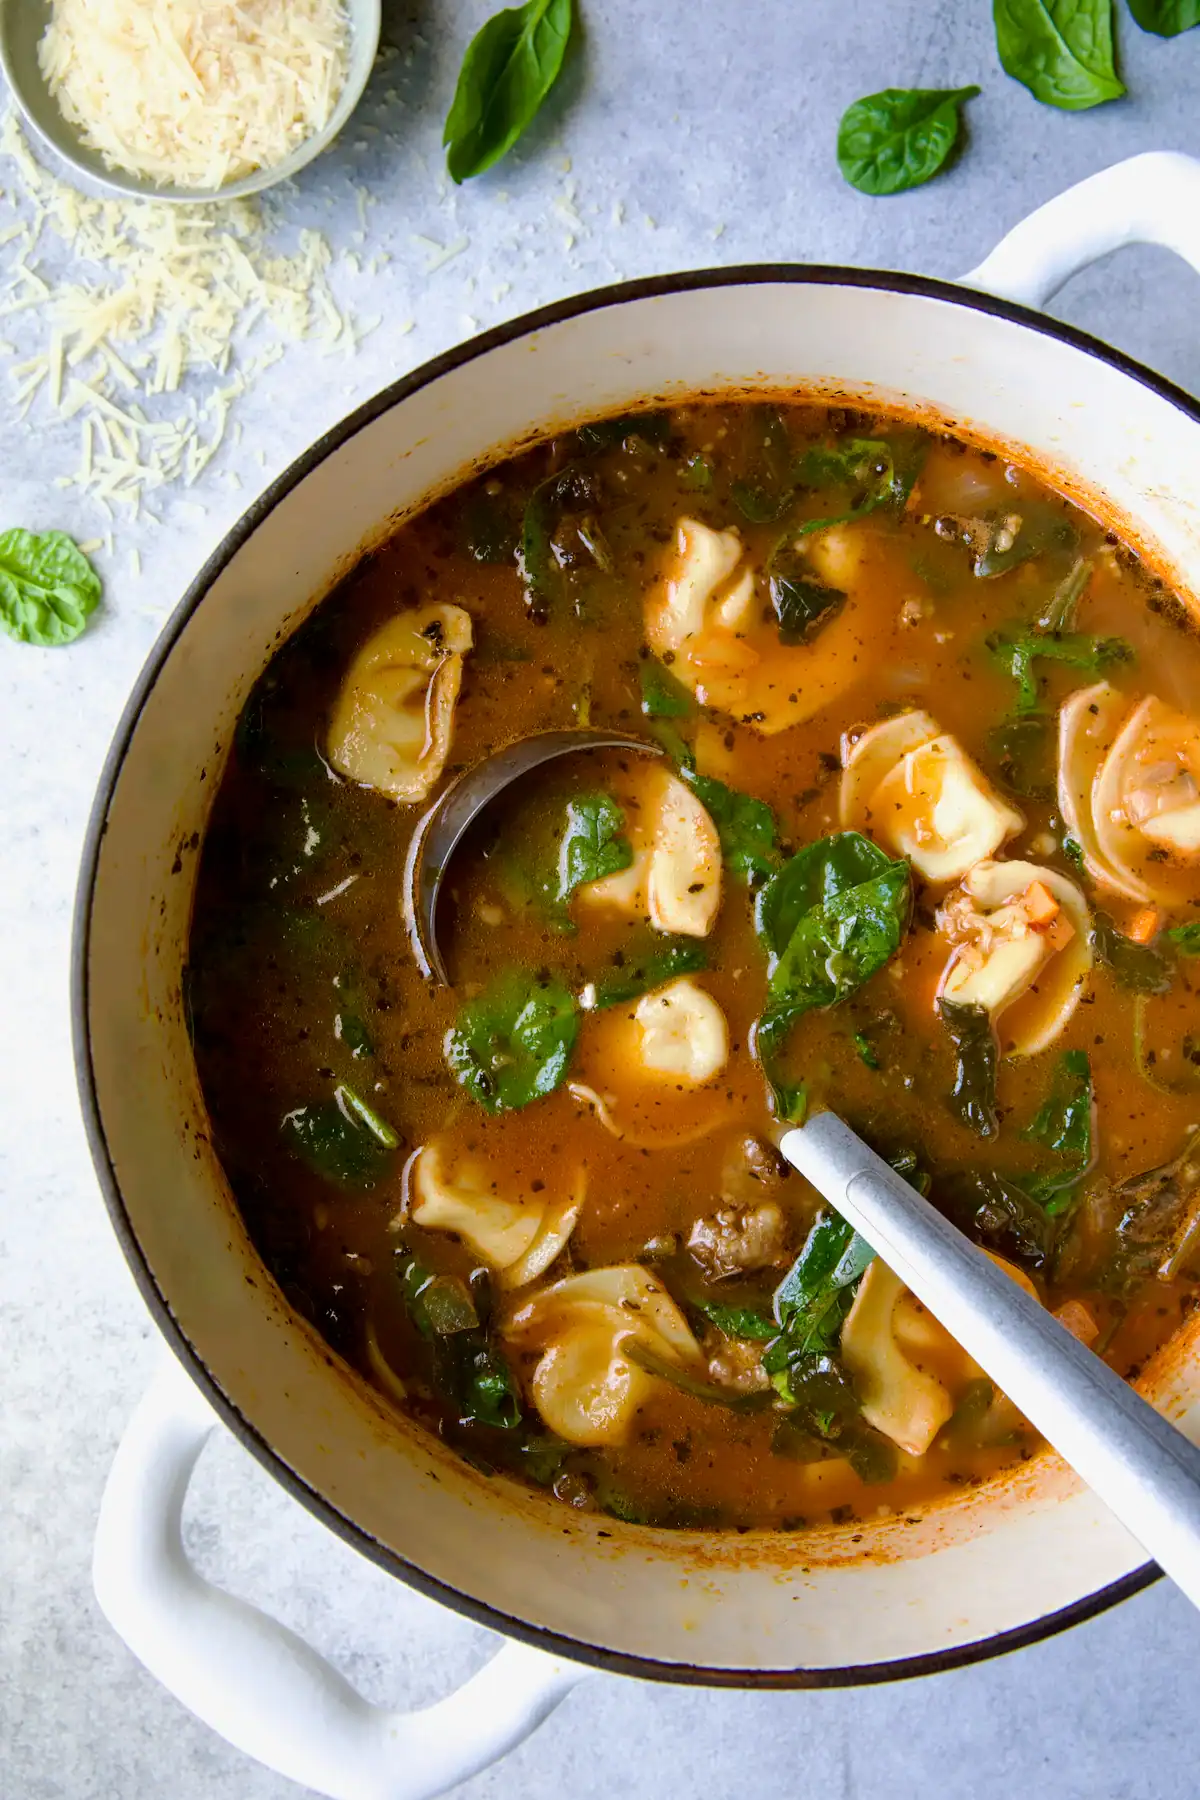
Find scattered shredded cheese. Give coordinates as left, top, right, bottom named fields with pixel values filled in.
left=38, top=0, right=350, bottom=191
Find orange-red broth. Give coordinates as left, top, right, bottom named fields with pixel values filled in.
left=188, top=401, right=1200, bottom=1532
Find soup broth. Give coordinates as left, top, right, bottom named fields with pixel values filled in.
left=189, top=400, right=1200, bottom=1532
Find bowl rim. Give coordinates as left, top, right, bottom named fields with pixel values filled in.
left=71, top=259, right=1185, bottom=1688
left=0, top=0, right=382, bottom=204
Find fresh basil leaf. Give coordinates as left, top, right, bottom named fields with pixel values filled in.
left=1092, top=910, right=1175, bottom=994
left=283, top=1097, right=397, bottom=1187
left=837, top=86, right=979, bottom=195
left=939, top=999, right=999, bottom=1139
left=993, top=0, right=1125, bottom=109
left=1167, top=922, right=1200, bottom=956
left=557, top=792, right=632, bottom=900
left=0, top=528, right=102, bottom=646
left=443, top=0, right=573, bottom=183
left=446, top=969, right=578, bottom=1112
left=974, top=501, right=1079, bottom=578
left=767, top=543, right=845, bottom=644
left=520, top=463, right=602, bottom=615
left=1023, top=1050, right=1094, bottom=1212
left=587, top=936, right=707, bottom=1010
left=1127, top=0, right=1200, bottom=31
left=681, top=769, right=781, bottom=883
left=988, top=627, right=1134, bottom=714
left=639, top=659, right=694, bottom=718
left=755, top=833, right=911, bottom=1043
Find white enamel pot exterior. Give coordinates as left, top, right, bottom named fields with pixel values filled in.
left=77, top=153, right=1200, bottom=1800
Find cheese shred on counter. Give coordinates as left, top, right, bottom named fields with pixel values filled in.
left=38, top=0, right=351, bottom=191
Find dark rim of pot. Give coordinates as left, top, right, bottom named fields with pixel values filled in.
left=73, top=261, right=1177, bottom=1691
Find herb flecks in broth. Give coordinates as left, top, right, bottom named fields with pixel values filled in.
left=189, top=399, right=1200, bottom=1533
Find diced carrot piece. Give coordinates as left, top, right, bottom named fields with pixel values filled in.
left=1023, top=880, right=1060, bottom=926
left=1054, top=1299, right=1099, bottom=1347
left=1126, top=908, right=1160, bottom=946
left=1042, top=912, right=1077, bottom=953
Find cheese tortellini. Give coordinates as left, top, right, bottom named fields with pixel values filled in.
left=327, top=603, right=472, bottom=803
left=504, top=1265, right=702, bottom=1446
left=577, top=764, right=721, bottom=937
left=1058, top=682, right=1200, bottom=908
left=936, top=859, right=1093, bottom=1057
left=409, top=1142, right=581, bottom=1289
left=642, top=517, right=871, bottom=734
left=842, top=1255, right=1037, bottom=1457
left=841, top=710, right=1024, bottom=883
left=568, top=978, right=734, bottom=1148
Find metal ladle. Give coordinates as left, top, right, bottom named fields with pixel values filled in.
left=402, top=730, right=664, bottom=983
left=782, top=1111, right=1200, bottom=1614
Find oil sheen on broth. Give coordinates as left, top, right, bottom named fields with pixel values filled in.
left=188, top=401, right=1200, bottom=1533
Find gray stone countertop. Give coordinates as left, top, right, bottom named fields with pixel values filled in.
left=4, top=2, right=1200, bottom=1796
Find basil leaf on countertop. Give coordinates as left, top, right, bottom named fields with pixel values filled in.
left=837, top=86, right=980, bottom=196
left=446, top=969, right=578, bottom=1112
left=557, top=792, right=632, bottom=900
left=444, top=0, right=574, bottom=183
left=1127, top=0, right=1200, bottom=31
left=0, top=528, right=102, bottom=646
left=993, top=0, right=1125, bottom=110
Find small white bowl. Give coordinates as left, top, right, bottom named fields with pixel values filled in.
left=0, top=0, right=382, bottom=204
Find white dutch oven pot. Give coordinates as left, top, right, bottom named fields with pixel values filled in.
left=76, top=154, right=1200, bottom=1800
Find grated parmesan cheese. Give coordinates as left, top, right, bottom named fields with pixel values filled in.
left=0, top=113, right=362, bottom=517
left=38, top=0, right=350, bottom=191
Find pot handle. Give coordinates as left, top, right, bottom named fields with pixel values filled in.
left=94, top=1360, right=588, bottom=1800
left=960, top=151, right=1200, bottom=307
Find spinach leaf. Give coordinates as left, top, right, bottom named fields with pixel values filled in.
left=283, top=1088, right=400, bottom=1187
left=639, top=658, right=694, bottom=718
left=680, top=452, right=714, bottom=491
left=985, top=712, right=1055, bottom=799
left=1091, top=910, right=1175, bottom=994
left=988, top=627, right=1133, bottom=714
left=755, top=832, right=911, bottom=1044
left=837, top=86, right=980, bottom=195
left=557, top=793, right=632, bottom=900
left=520, top=464, right=603, bottom=615
left=399, top=1253, right=523, bottom=1428
left=681, top=769, right=781, bottom=882
left=1023, top=1050, right=1094, bottom=1212
left=1166, top=921, right=1200, bottom=955
left=941, top=1168, right=1056, bottom=1267
left=1036, top=557, right=1092, bottom=631
left=731, top=408, right=794, bottom=522
left=771, top=1395, right=898, bottom=1485
left=624, top=1339, right=773, bottom=1413
left=0, top=528, right=102, bottom=646
left=443, top=0, right=573, bottom=183
left=939, top=999, right=999, bottom=1139
left=771, top=1209, right=876, bottom=1359
left=993, top=0, right=1125, bottom=109
left=1127, top=0, right=1200, bottom=30
left=694, top=1299, right=778, bottom=1342
left=767, top=543, right=846, bottom=644
left=587, top=937, right=707, bottom=1009
left=974, top=502, right=1079, bottom=578
left=445, top=969, right=578, bottom=1112
left=575, top=411, right=670, bottom=452
left=853, top=1028, right=882, bottom=1069
left=459, top=489, right=519, bottom=563
left=794, top=433, right=926, bottom=535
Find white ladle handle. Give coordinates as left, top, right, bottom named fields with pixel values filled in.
left=93, top=1359, right=586, bottom=1800
left=960, top=150, right=1200, bottom=305
left=780, top=1113, right=1200, bottom=1614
